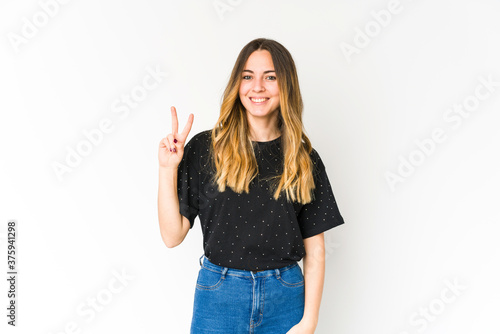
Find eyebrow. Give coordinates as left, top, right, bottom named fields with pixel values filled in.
left=242, top=69, right=276, bottom=74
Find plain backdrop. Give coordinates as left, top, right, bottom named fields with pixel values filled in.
left=1, top=0, right=499, bottom=333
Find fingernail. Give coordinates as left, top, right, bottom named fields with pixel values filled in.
left=173, top=139, right=177, bottom=143
left=169, top=148, right=172, bottom=152
left=173, top=148, right=176, bottom=152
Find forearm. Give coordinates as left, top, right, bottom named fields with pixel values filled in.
left=158, top=166, right=183, bottom=247
left=301, top=238, right=326, bottom=328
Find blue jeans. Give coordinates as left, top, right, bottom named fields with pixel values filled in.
left=190, top=254, right=305, bottom=334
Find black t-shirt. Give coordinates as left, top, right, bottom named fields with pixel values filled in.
left=177, top=129, right=345, bottom=271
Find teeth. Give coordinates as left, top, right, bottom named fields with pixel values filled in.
left=250, top=98, right=268, bottom=102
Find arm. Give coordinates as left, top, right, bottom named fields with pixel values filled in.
left=288, top=233, right=326, bottom=333
left=157, top=107, right=194, bottom=248
left=158, top=166, right=190, bottom=248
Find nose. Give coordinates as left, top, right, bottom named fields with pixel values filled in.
left=252, top=78, right=265, bottom=92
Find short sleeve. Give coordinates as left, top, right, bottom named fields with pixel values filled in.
left=177, top=135, right=200, bottom=229
left=298, top=149, right=345, bottom=239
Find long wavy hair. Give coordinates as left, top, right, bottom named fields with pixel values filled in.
left=209, top=38, right=315, bottom=204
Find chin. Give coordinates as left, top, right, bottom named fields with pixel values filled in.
left=246, top=109, right=277, bottom=117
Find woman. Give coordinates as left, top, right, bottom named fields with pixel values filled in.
left=158, top=38, right=345, bottom=334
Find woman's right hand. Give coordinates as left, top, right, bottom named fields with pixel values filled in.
left=158, top=106, right=194, bottom=169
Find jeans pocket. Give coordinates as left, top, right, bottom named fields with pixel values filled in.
left=195, top=267, right=225, bottom=290
left=277, top=264, right=304, bottom=287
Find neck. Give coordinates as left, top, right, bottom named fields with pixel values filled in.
left=246, top=111, right=281, bottom=142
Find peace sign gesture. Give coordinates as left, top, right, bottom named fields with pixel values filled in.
left=158, top=106, right=194, bottom=169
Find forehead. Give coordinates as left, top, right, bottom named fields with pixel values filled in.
left=244, top=50, right=274, bottom=70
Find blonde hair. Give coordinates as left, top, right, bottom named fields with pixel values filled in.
left=209, top=38, right=315, bottom=204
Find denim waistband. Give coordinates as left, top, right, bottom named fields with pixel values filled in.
left=198, top=254, right=298, bottom=280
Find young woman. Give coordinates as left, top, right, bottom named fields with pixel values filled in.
left=158, top=38, right=345, bottom=334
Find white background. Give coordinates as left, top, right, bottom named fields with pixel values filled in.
left=1, top=0, right=499, bottom=333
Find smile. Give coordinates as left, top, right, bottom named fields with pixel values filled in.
left=250, top=97, right=269, bottom=103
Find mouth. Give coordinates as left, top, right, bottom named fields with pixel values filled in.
left=249, top=97, right=270, bottom=104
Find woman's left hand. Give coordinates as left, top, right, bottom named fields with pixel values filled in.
left=286, top=320, right=316, bottom=334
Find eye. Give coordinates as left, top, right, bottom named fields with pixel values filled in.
left=266, top=76, right=277, bottom=81
left=242, top=75, right=252, bottom=80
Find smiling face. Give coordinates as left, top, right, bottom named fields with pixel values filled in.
left=239, top=50, right=281, bottom=121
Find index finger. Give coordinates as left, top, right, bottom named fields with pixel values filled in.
left=179, top=113, right=194, bottom=141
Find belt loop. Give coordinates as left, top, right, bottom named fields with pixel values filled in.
left=199, top=254, right=204, bottom=266
left=221, top=267, right=228, bottom=278
left=275, top=268, right=280, bottom=278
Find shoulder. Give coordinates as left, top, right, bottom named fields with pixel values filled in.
left=185, top=129, right=212, bottom=149
left=182, top=130, right=213, bottom=170
left=308, top=146, right=327, bottom=177
left=309, top=147, right=320, bottom=160
left=308, top=146, right=322, bottom=166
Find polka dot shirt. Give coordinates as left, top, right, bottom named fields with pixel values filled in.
left=177, top=130, right=344, bottom=271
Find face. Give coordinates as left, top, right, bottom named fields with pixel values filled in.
left=238, top=50, right=280, bottom=120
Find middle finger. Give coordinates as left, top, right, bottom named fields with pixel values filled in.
left=171, top=106, right=179, bottom=135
